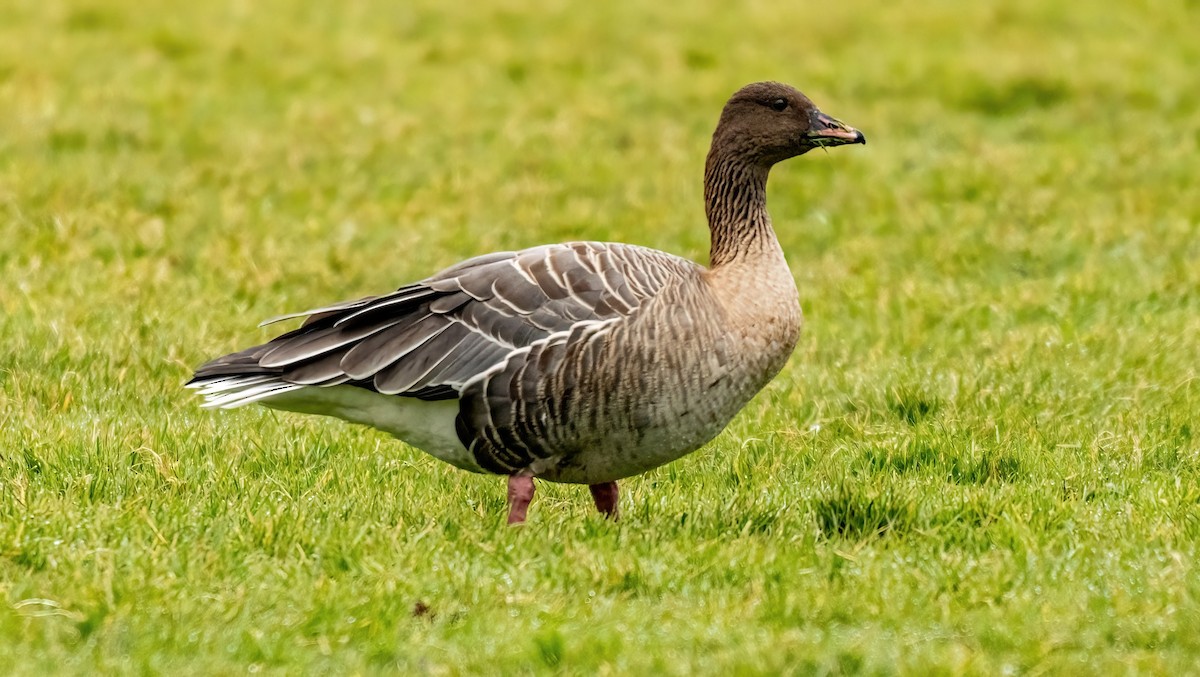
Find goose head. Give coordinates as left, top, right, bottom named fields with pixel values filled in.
left=710, top=81, right=865, bottom=167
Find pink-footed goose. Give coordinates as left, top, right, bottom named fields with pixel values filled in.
left=188, top=82, right=864, bottom=524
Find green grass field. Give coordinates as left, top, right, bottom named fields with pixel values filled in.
left=3, top=0, right=1199, bottom=673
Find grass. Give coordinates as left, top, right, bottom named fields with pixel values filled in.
left=2, top=0, right=1199, bottom=673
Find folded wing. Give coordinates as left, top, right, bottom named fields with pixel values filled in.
left=189, top=242, right=696, bottom=401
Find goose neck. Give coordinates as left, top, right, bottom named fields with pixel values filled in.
left=704, top=152, right=775, bottom=268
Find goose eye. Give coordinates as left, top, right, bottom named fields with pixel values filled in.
left=769, top=98, right=788, bottom=112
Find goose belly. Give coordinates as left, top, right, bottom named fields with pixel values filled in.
left=538, top=408, right=734, bottom=484
left=535, top=341, right=793, bottom=484
left=263, top=386, right=483, bottom=473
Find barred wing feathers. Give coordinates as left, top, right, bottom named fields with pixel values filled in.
left=188, top=242, right=698, bottom=406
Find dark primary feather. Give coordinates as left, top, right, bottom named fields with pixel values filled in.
left=189, top=242, right=697, bottom=401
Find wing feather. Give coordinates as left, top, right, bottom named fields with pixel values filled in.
left=372, top=324, right=471, bottom=394
left=190, top=242, right=700, bottom=404
left=340, top=313, right=446, bottom=379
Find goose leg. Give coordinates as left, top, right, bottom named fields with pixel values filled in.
left=507, top=475, right=536, bottom=524
left=589, top=481, right=619, bottom=520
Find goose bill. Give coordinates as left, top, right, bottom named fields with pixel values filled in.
left=807, top=111, right=866, bottom=147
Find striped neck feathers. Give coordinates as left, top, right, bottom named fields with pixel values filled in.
left=704, top=149, right=775, bottom=268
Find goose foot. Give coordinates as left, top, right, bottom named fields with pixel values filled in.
left=507, top=475, right=535, bottom=525
left=589, top=481, right=619, bottom=520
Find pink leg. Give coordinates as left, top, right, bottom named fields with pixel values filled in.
left=589, top=482, right=620, bottom=520
left=507, top=475, right=536, bottom=525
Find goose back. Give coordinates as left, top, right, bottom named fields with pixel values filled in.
left=192, top=241, right=693, bottom=405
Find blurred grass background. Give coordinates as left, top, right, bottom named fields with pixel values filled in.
left=1, top=0, right=1198, bottom=673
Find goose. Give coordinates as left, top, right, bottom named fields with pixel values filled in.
left=188, top=81, right=864, bottom=524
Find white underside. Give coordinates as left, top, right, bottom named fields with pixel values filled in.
left=189, top=377, right=481, bottom=473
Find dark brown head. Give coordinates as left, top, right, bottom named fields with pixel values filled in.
left=710, top=81, right=865, bottom=167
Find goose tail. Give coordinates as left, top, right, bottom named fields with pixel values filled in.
left=185, top=345, right=304, bottom=409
